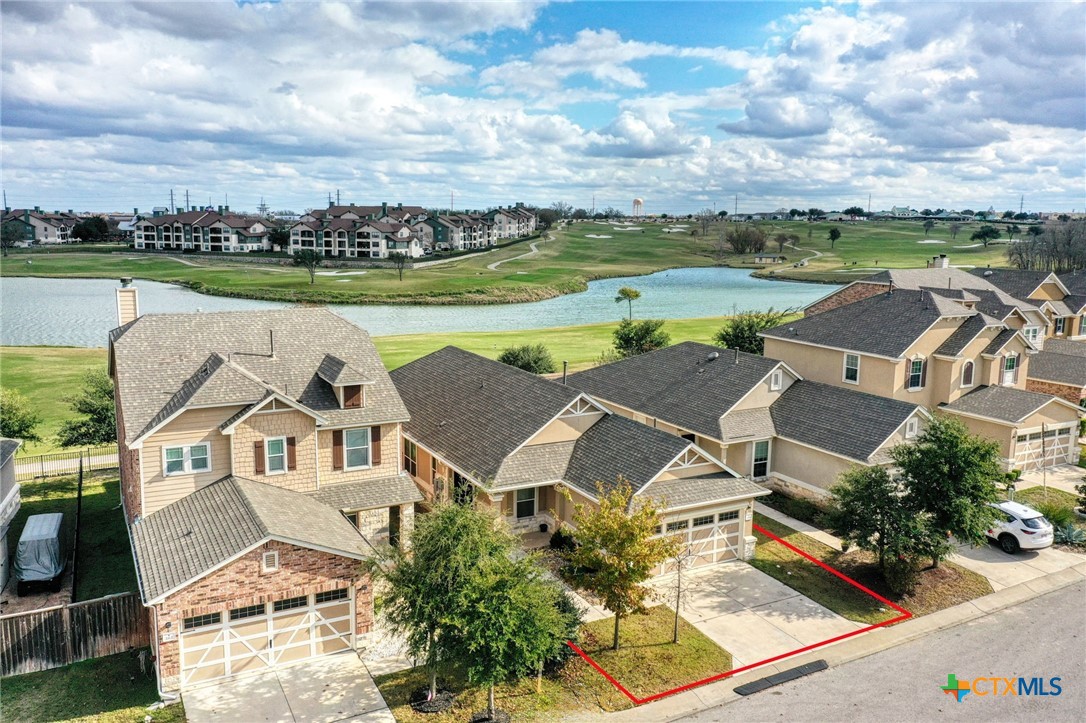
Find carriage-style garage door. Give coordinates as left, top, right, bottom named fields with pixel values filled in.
left=658, top=508, right=744, bottom=575
left=1014, top=426, right=1077, bottom=470
left=179, top=588, right=354, bottom=687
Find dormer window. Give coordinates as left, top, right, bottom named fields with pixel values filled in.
left=344, top=384, right=362, bottom=408
left=770, top=369, right=783, bottom=391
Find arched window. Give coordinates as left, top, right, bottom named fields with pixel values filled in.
left=961, top=360, right=975, bottom=388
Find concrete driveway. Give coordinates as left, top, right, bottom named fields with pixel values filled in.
left=950, top=539, right=1085, bottom=590
left=654, top=562, right=865, bottom=668
left=183, top=652, right=394, bottom=723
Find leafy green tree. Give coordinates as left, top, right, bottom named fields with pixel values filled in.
left=292, top=248, right=323, bottom=284
left=613, top=319, right=670, bottom=358
left=73, top=216, right=110, bottom=243
left=842, top=206, right=865, bottom=217
left=366, top=503, right=519, bottom=700
left=497, top=344, right=557, bottom=374
left=0, top=388, right=42, bottom=442
left=267, top=227, right=289, bottom=249
left=713, top=308, right=792, bottom=355
left=388, top=251, right=409, bottom=282
left=971, top=225, right=1001, bottom=247
left=1006, top=224, right=1021, bottom=242
left=562, top=481, right=679, bottom=650
left=614, top=286, right=641, bottom=320
left=536, top=208, right=559, bottom=231
left=808, top=208, right=826, bottom=219
left=891, top=416, right=1002, bottom=567
left=2, top=221, right=27, bottom=255
left=923, top=220, right=935, bottom=236
left=1026, top=225, right=1044, bottom=239
left=827, top=226, right=841, bottom=249
left=452, top=554, right=571, bottom=720
left=57, top=370, right=115, bottom=447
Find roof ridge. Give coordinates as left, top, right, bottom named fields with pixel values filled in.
left=229, top=476, right=273, bottom=538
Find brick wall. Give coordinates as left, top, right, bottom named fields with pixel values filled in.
left=153, top=539, right=371, bottom=690
left=805, top=282, right=886, bottom=316
left=115, top=387, right=142, bottom=523
left=1026, top=378, right=1085, bottom=406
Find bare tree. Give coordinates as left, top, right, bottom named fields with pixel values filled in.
left=1006, top=218, right=1086, bottom=272
left=726, top=225, right=767, bottom=255
left=388, top=251, right=409, bottom=281
left=550, top=201, right=573, bottom=219
left=696, top=208, right=715, bottom=236
left=948, top=222, right=962, bottom=240
left=712, top=229, right=730, bottom=261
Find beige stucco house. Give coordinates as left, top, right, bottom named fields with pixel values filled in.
left=390, top=346, right=770, bottom=571
left=111, top=300, right=421, bottom=691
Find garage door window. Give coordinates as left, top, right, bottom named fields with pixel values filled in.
left=692, top=515, right=714, bottom=527
left=229, top=604, right=265, bottom=621
left=316, top=588, right=349, bottom=604
left=719, top=510, right=740, bottom=522
left=273, top=595, right=309, bottom=612
left=183, top=612, right=221, bottom=631
left=666, top=520, right=689, bottom=532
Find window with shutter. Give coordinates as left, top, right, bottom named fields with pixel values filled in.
left=286, top=437, right=297, bottom=471
left=332, top=430, right=344, bottom=470
left=372, top=426, right=382, bottom=466
left=254, top=440, right=265, bottom=474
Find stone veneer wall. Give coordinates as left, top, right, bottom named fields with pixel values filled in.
left=1026, top=378, right=1085, bottom=407
left=805, top=281, right=886, bottom=316
left=153, top=540, right=371, bottom=691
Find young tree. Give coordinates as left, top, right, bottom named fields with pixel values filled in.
left=497, top=344, right=557, bottom=374
left=713, top=308, right=792, bottom=355
left=452, top=554, right=572, bottom=721
left=388, top=251, right=409, bottom=281
left=292, top=248, right=323, bottom=284
left=562, top=482, right=679, bottom=650
left=948, top=222, right=963, bottom=240
left=613, top=319, right=670, bottom=358
left=773, top=233, right=798, bottom=254
left=365, top=503, right=520, bottom=701
left=1005, top=224, right=1021, bottom=242
left=891, top=416, right=1002, bottom=567
left=57, top=370, right=115, bottom=447
left=696, top=208, right=715, bottom=236
left=970, top=225, right=1001, bottom=247
left=614, top=286, right=641, bottom=320
left=827, top=226, right=841, bottom=249
left=923, top=220, right=935, bottom=236
left=0, top=388, right=42, bottom=442
left=1, top=221, right=26, bottom=255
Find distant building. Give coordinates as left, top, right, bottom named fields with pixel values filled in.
left=134, top=209, right=275, bottom=253
left=1, top=208, right=79, bottom=244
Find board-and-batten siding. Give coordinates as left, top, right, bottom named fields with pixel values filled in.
left=142, top=405, right=245, bottom=515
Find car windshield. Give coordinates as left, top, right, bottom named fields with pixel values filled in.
left=1021, top=516, right=1049, bottom=530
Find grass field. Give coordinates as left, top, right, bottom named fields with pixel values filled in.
left=0, top=346, right=107, bottom=455
left=0, top=315, right=730, bottom=454
left=0, top=218, right=1013, bottom=303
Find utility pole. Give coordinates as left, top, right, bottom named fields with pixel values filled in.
left=450, top=190, right=454, bottom=214
left=185, top=189, right=190, bottom=211
left=592, top=193, right=596, bottom=215
left=328, top=191, right=333, bottom=206
left=1020, top=195, right=1024, bottom=215
left=336, top=189, right=341, bottom=206
left=734, top=194, right=738, bottom=217
left=169, top=188, right=175, bottom=211
left=868, top=193, right=872, bottom=214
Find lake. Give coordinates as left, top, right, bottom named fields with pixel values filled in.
left=0, top=269, right=833, bottom=347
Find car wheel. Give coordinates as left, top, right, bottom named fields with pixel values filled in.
left=999, top=534, right=1020, bottom=554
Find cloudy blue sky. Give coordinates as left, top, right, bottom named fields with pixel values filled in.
left=2, top=1, right=1084, bottom=215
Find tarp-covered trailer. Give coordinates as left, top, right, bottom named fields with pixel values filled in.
left=14, top=513, right=67, bottom=595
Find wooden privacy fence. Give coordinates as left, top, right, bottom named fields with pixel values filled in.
left=1, top=592, right=149, bottom=676
left=14, top=445, right=119, bottom=482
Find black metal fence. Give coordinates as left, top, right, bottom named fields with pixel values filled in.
left=14, top=446, right=119, bottom=482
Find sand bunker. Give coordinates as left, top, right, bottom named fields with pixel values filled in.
left=585, top=234, right=613, bottom=239
left=953, top=243, right=982, bottom=249
left=612, top=227, right=642, bottom=231
left=834, top=268, right=883, bottom=273
left=917, top=240, right=946, bottom=244
left=316, top=270, right=368, bottom=276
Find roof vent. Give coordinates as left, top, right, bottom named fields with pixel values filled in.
left=983, top=270, right=993, bottom=277
left=707, top=351, right=720, bottom=361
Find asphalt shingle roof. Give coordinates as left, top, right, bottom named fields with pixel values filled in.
left=1059, top=272, right=1086, bottom=295
left=390, top=346, right=581, bottom=481
left=981, top=328, right=1021, bottom=355
left=644, top=475, right=769, bottom=510
left=308, top=473, right=423, bottom=511
left=762, top=290, right=972, bottom=358
left=493, top=442, right=577, bottom=489
left=131, top=476, right=368, bottom=602
left=934, top=315, right=1001, bottom=356
left=566, top=342, right=780, bottom=440
left=0, top=438, right=21, bottom=469
left=968, top=268, right=1059, bottom=299
left=1043, top=339, right=1086, bottom=358
left=111, top=308, right=408, bottom=445
left=1027, top=351, right=1086, bottom=387
left=941, top=385, right=1066, bottom=423
left=719, top=408, right=776, bottom=442
left=769, top=381, right=922, bottom=462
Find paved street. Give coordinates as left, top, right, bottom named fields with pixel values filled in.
left=680, top=581, right=1086, bottom=722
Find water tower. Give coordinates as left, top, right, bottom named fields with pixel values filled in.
left=632, top=198, right=644, bottom=218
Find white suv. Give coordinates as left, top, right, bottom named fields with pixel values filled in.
left=986, top=501, right=1053, bottom=554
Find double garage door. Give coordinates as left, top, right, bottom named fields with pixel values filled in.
left=179, top=588, right=354, bottom=687
left=1014, top=426, right=1078, bottom=470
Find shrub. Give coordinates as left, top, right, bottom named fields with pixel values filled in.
left=549, top=525, right=576, bottom=554
left=1076, top=478, right=1086, bottom=510
left=613, top=318, right=670, bottom=358
left=496, top=344, right=557, bottom=374
left=1034, top=501, right=1074, bottom=528
left=762, top=492, right=827, bottom=527
left=884, top=555, right=921, bottom=596
left=1054, top=524, right=1086, bottom=546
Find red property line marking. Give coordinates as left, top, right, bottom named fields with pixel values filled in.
left=566, top=522, right=913, bottom=706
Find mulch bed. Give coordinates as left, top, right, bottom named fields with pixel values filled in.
left=409, top=686, right=456, bottom=714
left=470, top=710, right=511, bottom=723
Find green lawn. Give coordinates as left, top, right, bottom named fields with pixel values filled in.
left=376, top=605, right=731, bottom=720
left=1014, top=486, right=1086, bottom=533
left=752, top=513, right=993, bottom=623
left=9, top=472, right=136, bottom=601
left=0, top=346, right=107, bottom=455
left=0, top=649, right=185, bottom=723
left=0, top=218, right=1016, bottom=302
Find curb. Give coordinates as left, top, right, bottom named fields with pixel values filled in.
left=578, top=561, right=1086, bottom=722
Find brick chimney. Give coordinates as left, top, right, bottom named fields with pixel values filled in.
left=116, top=278, right=140, bottom=327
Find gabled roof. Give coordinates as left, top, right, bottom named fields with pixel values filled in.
left=769, top=381, right=924, bottom=463
left=390, top=346, right=583, bottom=481
left=762, top=290, right=972, bottom=358
left=566, top=341, right=783, bottom=440
left=934, top=314, right=1001, bottom=357
left=969, top=268, right=1068, bottom=299
left=941, top=385, right=1079, bottom=424
left=131, top=476, right=369, bottom=603
left=642, top=475, right=769, bottom=511
left=1059, top=272, right=1086, bottom=295
left=981, top=328, right=1024, bottom=356
left=1028, top=351, right=1086, bottom=387
left=1063, top=295, right=1086, bottom=314
left=317, top=354, right=373, bottom=386
left=110, top=308, right=408, bottom=445
left=0, top=438, right=22, bottom=469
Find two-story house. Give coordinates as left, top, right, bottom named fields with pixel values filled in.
left=762, top=289, right=1082, bottom=470
left=968, top=268, right=1086, bottom=341
left=110, top=298, right=421, bottom=691
left=389, top=347, right=770, bottom=571
left=566, top=342, right=929, bottom=502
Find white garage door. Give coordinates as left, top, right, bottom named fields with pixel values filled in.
left=1014, top=426, right=1077, bottom=470
left=179, top=588, right=354, bottom=687
left=658, top=509, right=744, bottom=575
